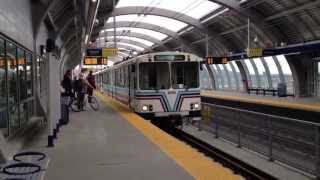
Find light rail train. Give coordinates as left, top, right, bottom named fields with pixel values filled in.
left=95, top=51, right=202, bottom=122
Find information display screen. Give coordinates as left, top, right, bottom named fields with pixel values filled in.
left=154, top=55, right=185, bottom=61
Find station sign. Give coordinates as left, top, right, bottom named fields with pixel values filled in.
left=86, top=48, right=102, bottom=57
left=247, top=48, right=263, bottom=58
left=206, top=56, right=229, bottom=64
left=102, top=48, right=118, bottom=57
left=84, top=57, right=108, bottom=65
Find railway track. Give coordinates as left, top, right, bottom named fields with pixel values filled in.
left=154, top=121, right=278, bottom=180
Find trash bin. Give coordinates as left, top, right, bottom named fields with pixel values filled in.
left=60, top=96, right=69, bottom=125
left=277, top=83, right=287, bottom=97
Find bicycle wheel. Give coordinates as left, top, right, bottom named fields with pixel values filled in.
left=70, top=98, right=80, bottom=112
left=89, top=97, right=99, bottom=111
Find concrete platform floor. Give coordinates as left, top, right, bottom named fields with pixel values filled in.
left=23, top=104, right=193, bottom=180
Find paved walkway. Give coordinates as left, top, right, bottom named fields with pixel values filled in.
left=23, top=102, right=193, bottom=180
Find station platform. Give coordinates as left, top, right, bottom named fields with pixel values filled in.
left=201, top=90, right=320, bottom=122
left=201, top=91, right=320, bottom=112
left=20, top=93, right=242, bottom=180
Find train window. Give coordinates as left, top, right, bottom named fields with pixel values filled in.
left=172, top=62, right=199, bottom=89
left=139, top=62, right=170, bottom=90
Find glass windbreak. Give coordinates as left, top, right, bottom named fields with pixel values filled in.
left=244, top=59, right=258, bottom=88
left=26, top=53, right=32, bottom=97
left=199, top=65, right=211, bottom=90
left=230, top=61, right=243, bottom=90
left=17, top=48, right=27, bottom=101
left=252, top=58, right=268, bottom=88
left=0, top=38, right=7, bottom=135
left=276, top=55, right=294, bottom=94
left=139, top=62, right=170, bottom=90
left=317, top=62, right=320, bottom=97
left=6, top=42, right=19, bottom=133
left=264, top=56, right=281, bottom=88
left=172, top=62, right=199, bottom=89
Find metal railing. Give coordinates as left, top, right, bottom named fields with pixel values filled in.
left=201, top=102, right=320, bottom=178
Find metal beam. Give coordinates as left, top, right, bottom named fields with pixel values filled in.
left=104, top=21, right=179, bottom=39
left=99, top=38, right=150, bottom=49
left=108, top=6, right=204, bottom=30
left=208, top=0, right=240, bottom=11
left=103, top=43, right=144, bottom=52
left=100, top=31, right=164, bottom=46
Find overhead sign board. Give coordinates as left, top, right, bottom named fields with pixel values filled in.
left=247, top=48, right=263, bottom=58
left=86, top=48, right=102, bottom=57
left=83, top=57, right=108, bottom=65
left=102, top=48, right=118, bottom=57
left=206, top=56, right=229, bottom=64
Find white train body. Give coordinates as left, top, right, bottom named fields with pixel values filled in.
left=96, top=51, right=201, bottom=119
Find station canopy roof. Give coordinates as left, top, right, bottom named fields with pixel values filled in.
left=91, top=0, right=320, bottom=62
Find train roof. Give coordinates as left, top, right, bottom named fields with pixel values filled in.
left=95, top=51, right=202, bottom=75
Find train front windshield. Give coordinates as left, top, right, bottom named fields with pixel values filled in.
left=171, top=62, right=199, bottom=89
left=139, top=62, right=170, bottom=90
left=139, top=61, right=199, bottom=90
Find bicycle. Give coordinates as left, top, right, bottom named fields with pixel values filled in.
left=69, top=93, right=99, bottom=112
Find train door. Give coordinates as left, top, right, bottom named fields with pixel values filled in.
left=129, top=64, right=136, bottom=109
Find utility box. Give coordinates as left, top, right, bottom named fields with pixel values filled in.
left=277, top=83, right=287, bottom=97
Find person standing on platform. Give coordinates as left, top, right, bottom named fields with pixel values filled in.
left=60, top=69, right=73, bottom=124
left=86, top=70, right=96, bottom=103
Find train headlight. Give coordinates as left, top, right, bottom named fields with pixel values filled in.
left=194, top=103, right=200, bottom=109
left=142, top=105, right=148, bottom=111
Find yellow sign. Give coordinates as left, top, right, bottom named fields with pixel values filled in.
left=102, top=48, right=118, bottom=57
left=207, top=56, right=214, bottom=65
left=248, top=48, right=263, bottom=58
left=84, top=57, right=98, bottom=65
left=101, top=58, right=108, bottom=65
left=222, top=57, right=228, bottom=64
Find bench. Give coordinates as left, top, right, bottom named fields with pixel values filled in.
left=0, top=151, right=49, bottom=180
left=262, top=89, right=277, bottom=96
left=248, top=88, right=263, bottom=95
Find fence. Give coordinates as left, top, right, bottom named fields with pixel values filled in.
left=201, top=102, right=320, bottom=177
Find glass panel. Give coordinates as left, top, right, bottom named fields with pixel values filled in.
left=230, top=61, right=243, bottom=90
left=217, top=64, right=229, bottom=89
left=252, top=58, right=268, bottom=88
left=17, top=48, right=27, bottom=101
left=106, top=36, right=154, bottom=46
left=211, top=64, right=222, bottom=89
left=172, top=62, right=199, bottom=89
left=26, top=53, right=33, bottom=97
left=107, top=15, right=187, bottom=32
left=224, top=63, right=237, bottom=90
left=104, top=28, right=167, bottom=40
left=116, top=0, right=220, bottom=19
left=318, top=62, right=320, bottom=97
left=139, top=62, right=170, bottom=90
left=264, top=56, right=280, bottom=88
left=200, top=65, right=211, bottom=90
left=6, top=42, right=19, bottom=133
left=276, top=55, right=294, bottom=94
left=244, top=59, right=258, bottom=88
left=0, top=38, right=8, bottom=136
left=106, top=42, right=144, bottom=51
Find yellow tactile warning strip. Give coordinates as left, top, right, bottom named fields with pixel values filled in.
left=201, top=91, right=320, bottom=113
left=96, top=92, right=242, bottom=180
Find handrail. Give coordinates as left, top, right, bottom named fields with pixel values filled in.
left=202, top=102, right=320, bottom=126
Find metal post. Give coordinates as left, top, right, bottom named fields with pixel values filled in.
left=113, top=0, right=117, bottom=48
left=247, top=18, right=250, bottom=52
left=268, top=118, right=274, bottom=161
left=315, top=125, right=320, bottom=179
left=205, top=31, right=209, bottom=57
left=237, top=111, right=241, bottom=148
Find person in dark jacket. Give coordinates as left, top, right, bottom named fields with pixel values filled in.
left=61, top=70, right=73, bottom=97
left=86, top=70, right=96, bottom=102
